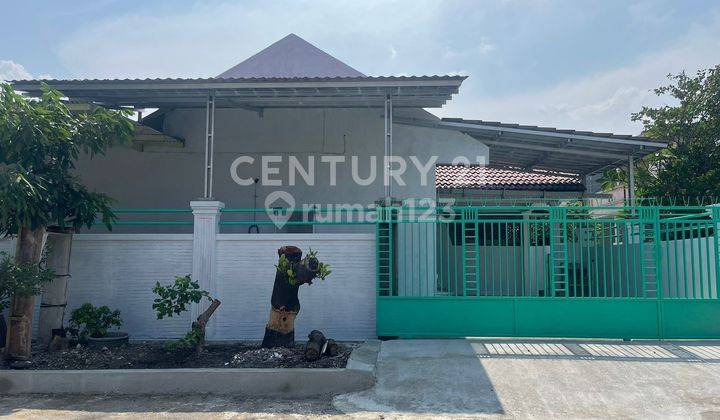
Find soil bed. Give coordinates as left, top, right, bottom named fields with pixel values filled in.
left=1, top=341, right=355, bottom=370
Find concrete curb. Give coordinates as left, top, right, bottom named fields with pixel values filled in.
left=0, top=341, right=379, bottom=397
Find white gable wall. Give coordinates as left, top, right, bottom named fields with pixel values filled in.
left=75, top=107, right=487, bottom=230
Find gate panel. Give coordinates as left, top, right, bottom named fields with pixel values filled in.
left=377, top=297, right=515, bottom=337
left=515, top=298, right=659, bottom=338
left=376, top=204, right=720, bottom=340
left=662, top=300, right=720, bottom=338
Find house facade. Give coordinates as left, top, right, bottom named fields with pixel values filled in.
left=9, top=34, right=720, bottom=342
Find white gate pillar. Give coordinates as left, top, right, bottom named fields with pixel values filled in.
left=190, top=200, right=224, bottom=323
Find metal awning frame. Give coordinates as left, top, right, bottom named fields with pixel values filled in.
left=11, top=78, right=464, bottom=109
left=394, top=117, right=666, bottom=180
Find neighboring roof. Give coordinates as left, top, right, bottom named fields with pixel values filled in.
left=436, top=164, right=585, bottom=191
left=10, top=76, right=465, bottom=109
left=396, top=116, right=667, bottom=176
left=217, top=34, right=365, bottom=79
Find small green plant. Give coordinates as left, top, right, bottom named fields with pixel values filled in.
left=275, top=248, right=331, bottom=286
left=69, top=303, right=123, bottom=339
left=0, top=251, right=55, bottom=311
left=308, top=248, right=332, bottom=280
left=152, top=275, right=213, bottom=349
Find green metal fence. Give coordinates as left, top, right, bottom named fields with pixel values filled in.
left=376, top=204, right=720, bottom=339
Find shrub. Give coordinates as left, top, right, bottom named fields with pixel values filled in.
left=152, top=275, right=213, bottom=349
left=69, top=303, right=123, bottom=339
left=0, top=251, right=55, bottom=311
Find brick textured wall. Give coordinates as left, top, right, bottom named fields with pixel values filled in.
left=1, top=233, right=376, bottom=341
left=212, top=234, right=376, bottom=341
left=66, top=234, right=195, bottom=339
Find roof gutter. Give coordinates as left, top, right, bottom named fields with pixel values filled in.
left=11, top=77, right=466, bottom=92
left=438, top=120, right=666, bottom=149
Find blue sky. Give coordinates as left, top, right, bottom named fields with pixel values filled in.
left=2, top=0, right=719, bottom=134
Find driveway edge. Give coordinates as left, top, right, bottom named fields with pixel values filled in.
left=0, top=341, right=379, bottom=397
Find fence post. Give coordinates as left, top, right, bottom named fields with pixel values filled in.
left=648, top=207, right=664, bottom=339
left=548, top=207, right=568, bottom=297
left=712, top=206, right=720, bottom=299
left=190, top=200, right=225, bottom=331
left=376, top=202, right=398, bottom=297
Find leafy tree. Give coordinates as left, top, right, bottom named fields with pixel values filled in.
left=0, top=84, right=133, bottom=359
left=600, top=65, right=720, bottom=202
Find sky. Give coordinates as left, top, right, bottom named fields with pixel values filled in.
left=1, top=0, right=719, bottom=135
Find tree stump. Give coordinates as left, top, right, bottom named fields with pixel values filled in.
left=193, top=298, right=221, bottom=353
left=261, top=246, right=319, bottom=348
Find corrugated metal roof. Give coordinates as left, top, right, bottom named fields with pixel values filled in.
left=10, top=75, right=462, bottom=84
left=441, top=118, right=655, bottom=142
left=10, top=76, right=465, bottom=109
left=436, top=164, right=585, bottom=191
left=217, top=34, right=365, bottom=79
left=396, top=116, right=667, bottom=176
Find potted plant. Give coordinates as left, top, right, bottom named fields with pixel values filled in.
left=69, top=303, right=127, bottom=347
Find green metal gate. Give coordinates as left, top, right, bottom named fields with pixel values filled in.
left=376, top=204, right=720, bottom=339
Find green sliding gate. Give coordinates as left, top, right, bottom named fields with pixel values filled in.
left=376, top=204, right=720, bottom=339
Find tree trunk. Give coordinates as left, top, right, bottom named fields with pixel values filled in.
left=5, top=226, right=45, bottom=360
left=38, top=227, right=73, bottom=349
left=261, top=246, right=319, bottom=348
left=0, top=314, right=6, bottom=350
left=193, top=298, right=221, bottom=353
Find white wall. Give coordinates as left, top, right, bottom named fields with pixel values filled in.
left=75, top=107, right=487, bottom=233
left=212, top=233, right=376, bottom=341
left=0, top=233, right=377, bottom=341
left=66, top=235, right=195, bottom=339
left=661, top=236, right=718, bottom=299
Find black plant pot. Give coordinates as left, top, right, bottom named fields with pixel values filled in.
left=86, top=332, right=129, bottom=349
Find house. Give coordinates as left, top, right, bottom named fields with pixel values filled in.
left=12, top=34, right=661, bottom=220
left=10, top=34, right=719, bottom=342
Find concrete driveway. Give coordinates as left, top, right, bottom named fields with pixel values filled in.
left=334, top=339, right=720, bottom=418
left=3, top=339, right=720, bottom=418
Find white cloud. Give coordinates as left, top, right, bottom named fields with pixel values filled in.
left=477, top=37, right=496, bottom=55
left=389, top=46, right=397, bottom=60
left=438, top=16, right=720, bottom=135
left=444, top=37, right=495, bottom=59
left=0, top=60, right=32, bottom=81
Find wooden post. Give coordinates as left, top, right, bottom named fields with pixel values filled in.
left=38, top=227, right=73, bottom=348
left=5, top=226, right=45, bottom=360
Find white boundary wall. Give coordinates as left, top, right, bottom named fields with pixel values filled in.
left=213, top=234, right=376, bottom=341
left=67, top=235, right=195, bottom=339
left=1, top=232, right=376, bottom=341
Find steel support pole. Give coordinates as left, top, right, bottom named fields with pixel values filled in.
left=628, top=155, right=635, bottom=206
left=383, top=95, right=393, bottom=199
left=203, top=93, right=216, bottom=199
left=383, top=97, right=388, bottom=198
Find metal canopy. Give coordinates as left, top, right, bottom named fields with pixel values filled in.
left=397, top=117, right=667, bottom=176
left=10, top=76, right=465, bottom=109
